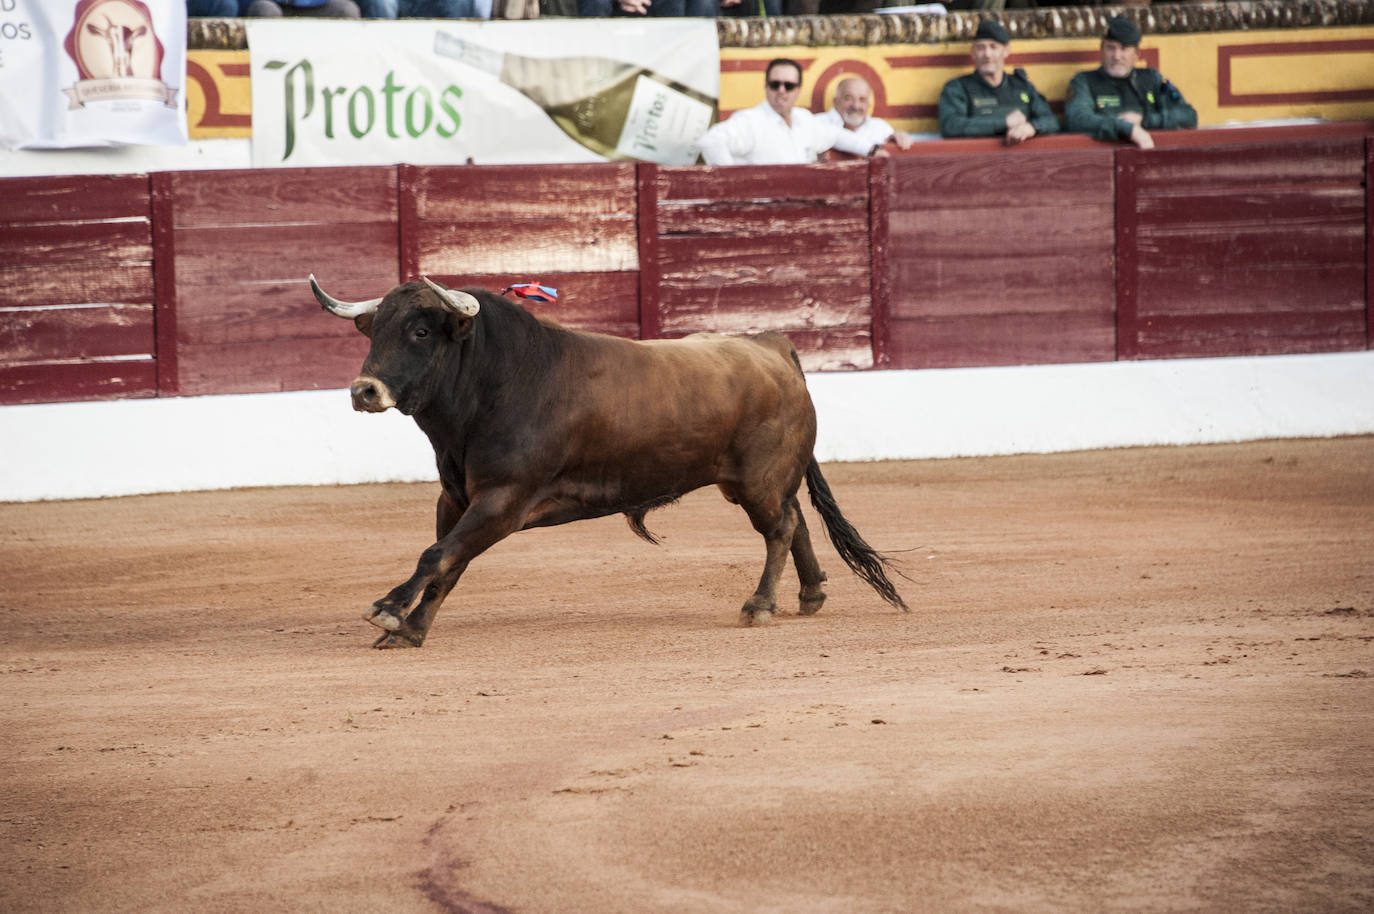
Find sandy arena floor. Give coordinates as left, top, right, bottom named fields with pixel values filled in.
left=2, top=437, right=1372, bottom=913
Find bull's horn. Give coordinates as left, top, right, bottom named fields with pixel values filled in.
left=310, top=274, right=382, bottom=318
left=422, top=277, right=481, bottom=318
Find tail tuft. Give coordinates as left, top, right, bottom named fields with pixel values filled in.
left=805, top=459, right=908, bottom=611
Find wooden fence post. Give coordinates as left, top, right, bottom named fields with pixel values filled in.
left=150, top=171, right=179, bottom=396
left=868, top=155, right=891, bottom=369
left=637, top=162, right=660, bottom=341
left=1114, top=147, right=1139, bottom=361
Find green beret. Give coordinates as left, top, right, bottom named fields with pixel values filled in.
left=1105, top=16, right=1142, bottom=47
left=974, top=20, right=1010, bottom=45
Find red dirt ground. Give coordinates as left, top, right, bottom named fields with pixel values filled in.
left=2, top=437, right=1372, bottom=913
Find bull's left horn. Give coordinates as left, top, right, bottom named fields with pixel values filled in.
left=422, top=277, right=481, bottom=318
left=310, top=274, right=383, bottom=319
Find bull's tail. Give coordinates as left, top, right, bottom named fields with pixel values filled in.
left=804, top=458, right=909, bottom=612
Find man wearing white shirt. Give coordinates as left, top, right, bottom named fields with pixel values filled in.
left=695, top=59, right=873, bottom=165
left=820, top=76, right=914, bottom=154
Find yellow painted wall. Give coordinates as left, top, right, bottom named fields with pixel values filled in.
left=187, top=27, right=1374, bottom=139
left=717, top=27, right=1374, bottom=135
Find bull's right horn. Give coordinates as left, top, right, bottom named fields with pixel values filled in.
left=310, top=274, right=383, bottom=318
left=422, top=277, right=481, bottom=318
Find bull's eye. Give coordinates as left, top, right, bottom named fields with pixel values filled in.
left=413, top=327, right=430, bottom=339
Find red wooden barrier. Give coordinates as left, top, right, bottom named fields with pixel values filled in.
left=154, top=166, right=396, bottom=396
left=2, top=124, right=1371, bottom=408
left=402, top=163, right=641, bottom=339
left=0, top=175, right=157, bottom=405
left=882, top=148, right=1117, bottom=369
left=648, top=162, right=874, bottom=370
left=1116, top=137, right=1367, bottom=359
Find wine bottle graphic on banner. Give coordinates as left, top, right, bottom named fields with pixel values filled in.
left=433, top=31, right=717, bottom=165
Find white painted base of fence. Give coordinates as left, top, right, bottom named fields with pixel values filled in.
left=3, top=351, right=1372, bottom=503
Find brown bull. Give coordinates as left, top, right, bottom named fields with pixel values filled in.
left=312, top=275, right=906, bottom=648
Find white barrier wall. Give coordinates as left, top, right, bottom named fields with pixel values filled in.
left=3, top=351, right=1373, bottom=503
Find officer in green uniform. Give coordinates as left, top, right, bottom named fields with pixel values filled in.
left=1065, top=16, right=1197, bottom=149
left=938, top=19, right=1059, bottom=145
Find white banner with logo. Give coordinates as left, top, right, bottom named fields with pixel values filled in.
left=0, top=0, right=186, bottom=150
left=245, top=19, right=719, bottom=168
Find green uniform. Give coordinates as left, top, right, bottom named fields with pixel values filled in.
left=1065, top=66, right=1197, bottom=142
left=938, top=68, right=1060, bottom=139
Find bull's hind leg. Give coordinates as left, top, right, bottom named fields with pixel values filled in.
left=789, top=501, right=829, bottom=616
left=738, top=496, right=800, bottom=626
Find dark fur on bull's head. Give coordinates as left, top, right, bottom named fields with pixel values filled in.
left=312, top=276, right=484, bottom=416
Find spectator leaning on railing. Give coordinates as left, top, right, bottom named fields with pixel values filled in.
left=1065, top=16, right=1198, bottom=150
left=820, top=76, right=914, bottom=155
left=937, top=19, right=1059, bottom=145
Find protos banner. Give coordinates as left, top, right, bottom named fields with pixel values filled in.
left=0, top=0, right=186, bottom=150
left=245, top=18, right=719, bottom=168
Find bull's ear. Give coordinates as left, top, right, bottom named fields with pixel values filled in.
left=354, top=313, right=375, bottom=338
left=444, top=312, right=475, bottom=341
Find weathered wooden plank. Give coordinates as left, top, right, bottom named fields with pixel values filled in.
left=889, top=203, right=1115, bottom=256
left=1134, top=222, right=1364, bottom=269
left=647, top=326, right=872, bottom=371
left=173, top=223, right=400, bottom=285
left=657, top=200, right=868, bottom=237
left=1135, top=187, right=1364, bottom=226
left=415, top=218, right=637, bottom=274
left=0, top=263, right=154, bottom=308
left=1136, top=264, right=1365, bottom=318
left=0, top=304, right=155, bottom=364
left=424, top=271, right=640, bottom=338
left=0, top=222, right=151, bottom=268
left=0, top=359, right=157, bottom=406
left=1128, top=138, right=1364, bottom=188
left=174, top=280, right=364, bottom=346
left=657, top=234, right=869, bottom=283
left=658, top=283, right=869, bottom=335
left=890, top=250, right=1114, bottom=319
left=657, top=163, right=869, bottom=204
left=175, top=335, right=371, bottom=397
left=885, top=312, right=1116, bottom=369
left=409, top=163, right=638, bottom=221
left=889, top=149, right=1114, bottom=210
left=1130, top=312, right=1367, bottom=359
left=793, top=328, right=873, bottom=372
left=0, top=174, right=149, bottom=224
left=165, top=167, right=398, bottom=227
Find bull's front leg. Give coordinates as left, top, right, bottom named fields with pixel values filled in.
left=364, top=489, right=529, bottom=648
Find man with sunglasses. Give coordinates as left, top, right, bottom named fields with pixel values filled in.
left=695, top=58, right=874, bottom=165
left=937, top=19, right=1058, bottom=145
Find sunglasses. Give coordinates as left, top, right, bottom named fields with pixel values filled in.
left=766, top=80, right=800, bottom=92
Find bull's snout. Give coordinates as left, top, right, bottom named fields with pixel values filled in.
left=350, top=376, right=397, bottom=413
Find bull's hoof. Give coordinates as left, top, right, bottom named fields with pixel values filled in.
left=744, top=609, right=774, bottom=626
left=363, top=605, right=402, bottom=631
left=372, top=630, right=423, bottom=649
left=798, top=588, right=827, bottom=617
left=739, top=597, right=776, bottom=627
